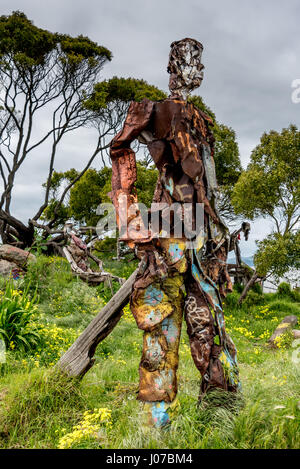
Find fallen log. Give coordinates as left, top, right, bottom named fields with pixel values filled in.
left=57, top=268, right=138, bottom=378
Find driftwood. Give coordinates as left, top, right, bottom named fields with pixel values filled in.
left=57, top=268, right=138, bottom=377
left=62, top=246, right=124, bottom=290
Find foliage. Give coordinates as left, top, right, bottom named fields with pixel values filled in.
left=24, top=255, right=105, bottom=330
left=250, top=282, right=263, bottom=295
left=0, top=11, right=112, bottom=246
left=189, top=96, right=242, bottom=221
left=243, top=291, right=265, bottom=308
left=233, top=125, right=300, bottom=278
left=0, top=12, right=111, bottom=65
left=224, top=291, right=240, bottom=309
left=57, top=407, right=112, bottom=449
left=29, top=230, right=52, bottom=256
left=277, top=282, right=292, bottom=297
left=232, top=125, right=300, bottom=233
left=35, top=324, right=81, bottom=368
left=24, top=255, right=73, bottom=301
left=84, top=76, right=166, bottom=111
left=69, top=167, right=112, bottom=225
left=214, top=124, right=241, bottom=185
left=273, top=330, right=294, bottom=350
left=254, top=231, right=300, bottom=279
left=0, top=281, right=40, bottom=352
left=233, top=283, right=244, bottom=294
left=43, top=167, right=111, bottom=227
left=43, top=161, right=159, bottom=228
left=276, top=281, right=300, bottom=303
left=100, top=254, right=138, bottom=280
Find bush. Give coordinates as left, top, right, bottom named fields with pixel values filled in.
left=251, top=282, right=263, bottom=295
left=273, top=330, right=294, bottom=349
left=243, top=291, right=265, bottom=308
left=233, top=283, right=244, bottom=294
left=224, top=291, right=240, bottom=309
left=277, top=282, right=292, bottom=297
left=291, top=289, right=300, bottom=303
left=94, top=237, right=117, bottom=256
left=0, top=281, right=41, bottom=352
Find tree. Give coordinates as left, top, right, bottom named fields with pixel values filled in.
left=213, top=124, right=242, bottom=221
left=42, top=167, right=110, bottom=227
left=232, top=125, right=300, bottom=279
left=254, top=231, right=299, bottom=279
left=0, top=11, right=112, bottom=247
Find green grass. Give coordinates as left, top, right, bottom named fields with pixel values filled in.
left=0, top=255, right=299, bottom=449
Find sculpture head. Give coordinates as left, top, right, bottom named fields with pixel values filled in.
left=167, top=38, right=204, bottom=99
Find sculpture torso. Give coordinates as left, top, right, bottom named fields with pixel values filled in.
left=110, top=98, right=224, bottom=243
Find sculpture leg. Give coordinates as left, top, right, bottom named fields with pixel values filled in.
left=131, top=272, right=185, bottom=428
left=185, top=276, right=240, bottom=399
left=142, top=397, right=180, bottom=429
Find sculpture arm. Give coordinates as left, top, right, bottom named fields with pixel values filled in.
left=109, top=99, right=154, bottom=247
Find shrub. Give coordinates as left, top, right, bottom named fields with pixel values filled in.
left=243, top=291, right=265, bottom=308
left=224, top=291, right=240, bottom=309
left=57, top=407, right=112, bottom=449
left=277, top=282, right=292, bottom=297
left=0, top=281, right=41, bottom=352
left=291, top=289, right=300, bottom=303
left=251, top=282, right=263, bottom=295
left=233, top=283, right=244, bottom=294
left=36, top=324, right=80, bottom=367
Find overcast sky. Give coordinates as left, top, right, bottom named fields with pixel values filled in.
left=1, top=0, right=300, bottom=255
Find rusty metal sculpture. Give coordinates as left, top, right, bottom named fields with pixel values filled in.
left=109, top=38, right=240, bottom=427
left=58, top=39, right=240, bottom=429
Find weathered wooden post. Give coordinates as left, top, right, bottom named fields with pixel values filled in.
left=57, top=269, right=138, bottom=377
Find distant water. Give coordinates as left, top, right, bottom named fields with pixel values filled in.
left=227, top=256, right=254, bottom=268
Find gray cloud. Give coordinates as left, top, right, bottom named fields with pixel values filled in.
left=1, top=0, right=299, bottom=254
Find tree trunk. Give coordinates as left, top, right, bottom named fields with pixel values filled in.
left=57, top=268, right=138, bottom=377
left=238, top=271, right=259, bottom=305
left=0, top=210, right=35, bottom=247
